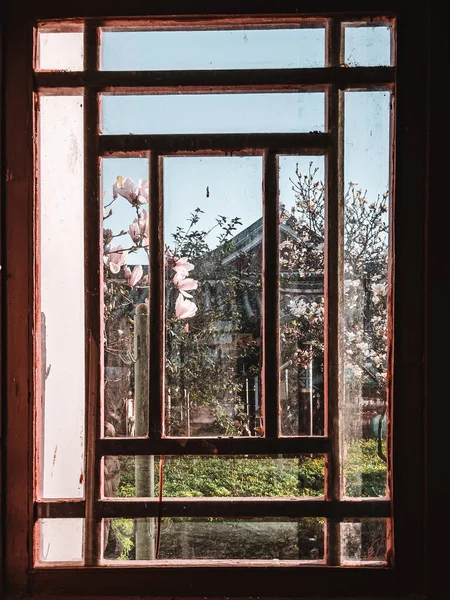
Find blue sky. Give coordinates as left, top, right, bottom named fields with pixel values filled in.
left=100, top=26, right=391, bottom=71
left=100, top=28, right=326, bottom=71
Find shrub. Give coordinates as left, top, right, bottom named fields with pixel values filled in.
left=114, top=440, right=385, bottom=499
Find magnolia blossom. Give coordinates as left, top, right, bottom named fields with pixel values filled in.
left=344, top=279, right=360, bottom=290
left=124, top=264, right=143, bottom=287
left=172, top=257, right=198, bottom=315
left=289, top=298, right=308, bottom=317
left=129, top=208, right=149, bottom=246
left=113, top=176, right=149, bottom=205
left=173, top=273, right=198, bottom=298
left=372, top=283, right=387, bottom=297
left=172, top=257, right=195, bottom=278
left=355, top=341, right=369, bottom=352
left=175, top=293, right=198, bottom=320
left=107, top=245, right=127, bottom=274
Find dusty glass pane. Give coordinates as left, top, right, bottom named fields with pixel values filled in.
left=163, top=156, right=262, bottom=437
left=341, top=519, right=387, bottom=563
left=37, top=31, right=84, bottom=71
left=39, top=95, right=85, bottom=499
left=103, top=455, right=325, bottom=498
left=104, top=518, right=324, bottom=561
left=101, top=93, right=325, bottom=135
left=279, top=156, right=325, bottom=436
left=344, top=24, right=392, bottom=67
left=101, top=28, right=325, bottom=70
left=343, top=92, right=390, bottom=497
left=102, top=158, right=150, bottom=438
left=37, top=519, right=84, bottom=563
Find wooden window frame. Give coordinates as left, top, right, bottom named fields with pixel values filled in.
left=2, top=2, right=437, bottom=599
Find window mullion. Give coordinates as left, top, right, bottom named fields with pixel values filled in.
left=148, top=151, right=164, bottom=438
left=83, top=20, right=102, bottom=567
left=262, top=149, right=280, bottom=438
left=325, top=17, right=344, bottom=567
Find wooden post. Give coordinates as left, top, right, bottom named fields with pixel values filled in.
left=134, top=303, right=155, bottom=560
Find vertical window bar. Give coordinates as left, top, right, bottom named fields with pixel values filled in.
left=263, top=150, right=280, bottom=438
left=385, top=83, right=395, bottom=568
left=325, top=18, right=344, bottom=566
left=83, top=21, right=101, bottom=566
left=149, top=152, right=164, bottom=438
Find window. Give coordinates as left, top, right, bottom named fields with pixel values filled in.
left=2, top=4, right=431, bottom=599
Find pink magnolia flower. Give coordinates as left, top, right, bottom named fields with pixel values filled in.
left=128, top=221, right=141, bottom=243
left=173, top=273, right=198, bottom=298
left=135, top=179, right=149, bottom=202
left=129, top=208, right=149, bottom=246
left=172, top=257, right=194, bottom=278
left=107, top=245, right=127, bottom=274
left=113, top=176, right=149, bottom=205
left=124, top=265, right=143, bottom=287
left=175, top=293, right=198, bottom=320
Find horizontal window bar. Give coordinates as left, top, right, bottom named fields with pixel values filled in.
left=34, top=66, right=395, bottom=89
left=35, top=500, right=86, bottom=519
left=99, top=133, right=330, bottom=154
left=99, top=498, right=391, bottom=519
left=37, top=18, right=328, bottom=31
left=35, top=498, right=389, bottom=519
left=29, top=566, right=395, bottom=597
left=96, top=436, right=331, bottom=456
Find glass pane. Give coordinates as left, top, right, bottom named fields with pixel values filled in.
left=163, top=156, right=262, bottom=437
left=343, top=91, right=390, bottom=497
left=341, top=519, right=387, bottom=564
left=101, top=28, right=325, bottom=70
left=104, top=518, right=324, bottom=561
left=103, top=455, right=325, bottom=498
left=37, top=31, right=84, bottom=71
left=39, top=95, right=85, bottom=498
left=37, top=519, right=84, bottom=563
left=279, top=156, right=325, bottom=436
left=344, top=24, right=392, bottom=67
left=101, top=93, right=325, bottom=134
left=102, top=158, right=150, bottom=438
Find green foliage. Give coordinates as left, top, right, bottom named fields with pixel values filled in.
left=344, top=439, right=387, bottom=497
left=115, top=439, right=386, bottom=499
left=111, top=518, right=135, bottom=560
left=160, top=455, right=324, bottom=498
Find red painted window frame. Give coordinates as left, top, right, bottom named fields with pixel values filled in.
left=1, top=2, right=436, bottom=599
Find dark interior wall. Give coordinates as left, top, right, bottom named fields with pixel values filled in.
left=1, top=3, right=449, bottom=599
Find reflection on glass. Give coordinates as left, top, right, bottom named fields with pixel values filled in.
left=37, top=519, right=84, bottom=563
left=101, top=93, right=325, bottom=135
left=343, top=92, right=390, bottom=497
left=40, top=95, right=85, bottom=499
left=163, top=156, right=262, bottom=437
left=102, top=159, right=150, bottom=438
left=279, top=157, right=325, bottom=436
left=344, top=24, right=392, bottom=67
left=37, top=31, right=84, bottom=71
left=104, top=518, right=324, bottom=561
left=103, top=455, right=325, bottom=498
left=341, top=519, right=387, bottom=563
left=100, top=28, right=325, bottom=71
